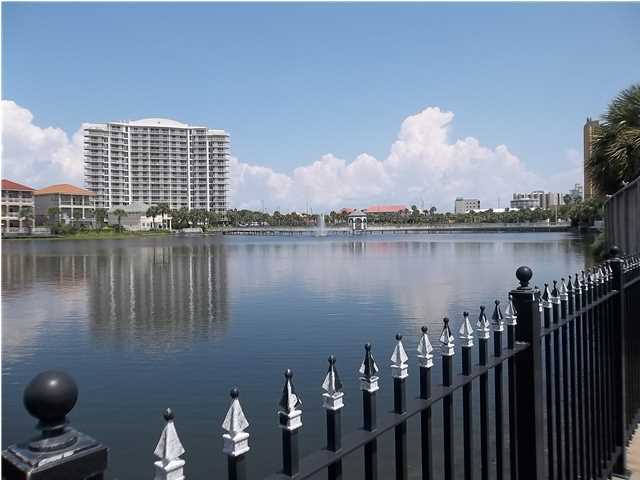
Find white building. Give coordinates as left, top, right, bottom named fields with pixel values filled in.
left=107, top=202, right=171, bottom=231
left=84, top=118, right=229, bottom=213
left=454, top=198, right=481, bottom=214
left=2, top=179, right=35, bottom=234
left=510, top=191, right=562, bottom=209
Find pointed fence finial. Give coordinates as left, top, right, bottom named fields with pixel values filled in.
left=550, top=281, right=560, bottom=305
left=476, top=306, right=490, bottom=339
left=559, top=278, right=568, bottom=301
left=153, top=408, right=186, bottom=480
left=504, top=295, right=517, bottom=326
left=322, top=356, right=344, bottom=410
left=359, top=343, right=379, bottom=392
left=278, top=370, right=303, bottom=431
left=492, top=300, right=504, bottom=331
left=440, top=317, right=455, bottom=356
left=541, top=283, right=552, bottom=308
left=222, top=388, right=250, bottom=457
left=574, top=273, right=581, bottom=294
left=390, top=334, right=409, bottom=379
left=458, top=312, right=474, bottom=347
left=417, top=326, right=434, bottom=368
left=534, top=286, right=543, bottom=312
left=566, top=275, right=573, bottom=293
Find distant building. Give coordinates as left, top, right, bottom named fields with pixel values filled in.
left=540, top=192, right=562, bottom=209
left=454, top=198, right=480, bottom=214
left=2, top=179, right=35, bottom=234
left=365, top=205, right=408, bottom=214
left=510, top=195, right=540, bottom=209
left=34, top=184, right=96, bottom=225
left=107, top=202, right=171, bottom=231
left=510, top=191, right=562, bottom=209
left=584, top=118, right=599, bottom=200
left=568, top=183, right=583, bottom=202
left=84, top=118, right=230, bottom=213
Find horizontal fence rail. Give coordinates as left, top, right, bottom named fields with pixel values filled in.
left=2, top=248, right=640, bottom=480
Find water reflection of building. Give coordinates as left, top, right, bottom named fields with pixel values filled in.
left=88, top=244, right=229, bottom=349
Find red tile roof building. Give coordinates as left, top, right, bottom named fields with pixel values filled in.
left=34, top=183, right=96, bottom=225
left=2, top=179, right=35, bottom=233
left=2, top=179, right=35, bottom=192
left=365, top=204, right=409, bottom=214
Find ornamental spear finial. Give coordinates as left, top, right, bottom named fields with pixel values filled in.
left=359, top=343, right=379, bottom=392
left=279, top=369, right=302, bottom=414
left=390, top=334, right=409, bottom=379
left=550, top=281, right=560, bottom=305
left=222, top=388, right=250, bottom=457
left=492, top=300, right=504, bottom=331
left=476, top=305, right=490, bottom=339
left=559, top=278, right=568, bottom=301
left=278, top=370, right=303, bottom=431
left=504, top=295, right=517, bottom=326
left=440, top=317, right=455, bottom=356
left=417, top=326, right=434, bottom=368
left=458, top=312, right=474, bottom=347
left=542, top=283, right=552, bottom=308
left=154, top=408, right=186, bottom=465
left=322, top=355, right=344, bottom=410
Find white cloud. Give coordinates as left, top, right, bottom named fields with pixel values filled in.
left=1, top=100, right=85, bottom=188
left=231, top=106, right=579, bottom=211
left=1, top=100, right=581, bottom=210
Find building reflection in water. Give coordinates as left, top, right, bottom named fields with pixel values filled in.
left=88, top=244, right=229, bottom=350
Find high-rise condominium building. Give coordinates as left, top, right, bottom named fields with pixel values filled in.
left=583, top=118, right=599, bottom=201
left=84, top=118, right=229, bottom=212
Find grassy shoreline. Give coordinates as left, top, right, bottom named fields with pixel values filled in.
left=3, top=230, right=172, bottom=241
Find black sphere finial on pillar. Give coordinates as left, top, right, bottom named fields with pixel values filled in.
left=516, top=266, right=533, bottom=289
left=610, top=245, right=621, bottom=258
left=23, top=370, right=78, bottom=432
left=3, top=370, right=109, bottom=480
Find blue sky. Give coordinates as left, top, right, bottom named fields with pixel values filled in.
left=2, top=2, right=639, bottom=211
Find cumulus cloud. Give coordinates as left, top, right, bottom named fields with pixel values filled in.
left=1, top=100, right=85, bottom=188
left=231, top=106, right=576, bottom=211
left=2, top=100, right=580, bottom=210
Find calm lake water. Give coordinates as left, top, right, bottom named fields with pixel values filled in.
left=2, top=232, right=593, bottom=479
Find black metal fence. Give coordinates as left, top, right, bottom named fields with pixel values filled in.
left=2, top=247, right=640, bottom=480
left=605, top=175, right=640, bottom=255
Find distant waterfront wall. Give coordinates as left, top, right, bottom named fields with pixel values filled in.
left=605, top=175, right=640, bottom=255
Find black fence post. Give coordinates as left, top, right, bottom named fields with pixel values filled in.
left=391, top=334, right=408, bottom=480
left=559, top=278, right=572, bottom=480
left=542, top=283, right=556, bottom=480
left=510, top=266, right=545, bottom=480
left=1, top=371, right=109, bottom=480
left=459, top=312, right=474, bottom=480
left=417, top=326, right=434, bottom=480
left=609, top=246, right=627, bottom=475
left=222, top=389, right=250, bottom=480
left=360, top=343, right=379, bottom=480
left=440, top=317, right=455, bottom=480
left=504, top=296, right=518, bottom=480
left=492, top=300, right=505, bottom=480
left=278, top=369, right=303, bottom=477
left=477, top=306, right=490, bottom=480
left=323, top=355, right=344, bottom=480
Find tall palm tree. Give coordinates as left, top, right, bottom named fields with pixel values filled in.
left=587, top=84, right=640, bottom=195
left=146, top=206, right=159, bottom=229
left=112, top=209, right=127, bottom=232
left=157, top=203, right=170, bottom=229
